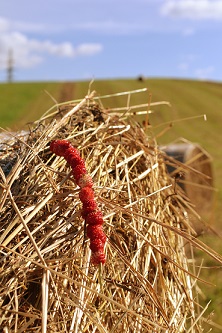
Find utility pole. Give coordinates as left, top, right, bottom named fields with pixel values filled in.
left=7, top=49, right=14, bottom=83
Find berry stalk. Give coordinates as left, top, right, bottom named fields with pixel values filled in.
left=50, top=139, right=106, bottom=265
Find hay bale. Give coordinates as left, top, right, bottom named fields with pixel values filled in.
left=161, top=143, right=214, bottom=233
left=0, top=90, right=221, bottom=332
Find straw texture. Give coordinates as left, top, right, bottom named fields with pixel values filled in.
left=1, top=89, right=221, bottom=332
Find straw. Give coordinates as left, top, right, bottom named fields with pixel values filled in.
left=0, top=88, right=221, bottom=332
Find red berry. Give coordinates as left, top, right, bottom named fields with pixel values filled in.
left=79, top=187, right=95, bottom=203
left=50, top=139, right=107, bottom=265
left=91, top=251, right=106, bottom=265
left=69, top=155, right=84, bottom=168
left=50, top=140, right=71, bottom=156
left=72, top=164, right=87, bottom=183
left=90, top=239, right=105, bottom=252
left=64, top=147, right=81, bottom=164
left=81, top=200, right=98, bottom=219
left=86, top=225, right=106, bottom=242
left=85, top=211, right=104, bottom=225
left=78, top=174, right=93, bottom=188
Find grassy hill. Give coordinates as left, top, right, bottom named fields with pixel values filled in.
left=1, top=78, right=222, bottom=331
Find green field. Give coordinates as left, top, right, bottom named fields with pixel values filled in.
left=0, top=78, right=222, bottom=331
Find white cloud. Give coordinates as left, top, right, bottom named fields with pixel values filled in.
left=161, top=0, right=222, bottom=20
left=195, top=66, right=215, bottom=80
left=0, top=17, right=103, bottom=70
left=75, top=43, right=103, bottom=56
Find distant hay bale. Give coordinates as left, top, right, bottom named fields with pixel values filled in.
left=161, top=143, right=214, bottom=232
left=137, top=75, right=145, bottom=82
left=0, top=89, right=221, bottom=332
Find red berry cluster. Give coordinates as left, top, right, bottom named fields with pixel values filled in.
left=50, top=139, right=106, bottom=265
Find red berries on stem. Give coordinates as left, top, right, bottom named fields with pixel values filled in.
left=50, top=139, right=71, bottom=157
left=50, top=139, right=106, bottom=265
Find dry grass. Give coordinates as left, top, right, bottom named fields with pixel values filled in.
left=0, top=88, right=221, bottom=332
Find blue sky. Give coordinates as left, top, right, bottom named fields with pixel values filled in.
left=0, top=0, right=222, bottom=82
